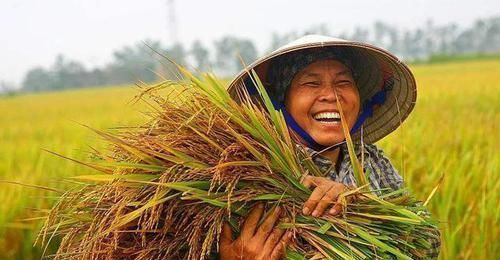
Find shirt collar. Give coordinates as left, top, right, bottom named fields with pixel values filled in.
left=303, top=142, right=364, bottom=161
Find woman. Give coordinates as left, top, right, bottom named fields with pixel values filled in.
left=219, top=35, right=441, bottom=259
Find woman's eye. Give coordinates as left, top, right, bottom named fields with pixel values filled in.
left=337, top=80, right=353, bottom=86
left=303, top=81, right=320, bottom=87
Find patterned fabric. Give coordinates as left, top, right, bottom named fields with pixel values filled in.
left=305, top=143, right=441, bottom=259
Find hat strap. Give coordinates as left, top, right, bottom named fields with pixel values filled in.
left=272, top=101, right=326, bottom=150
left=351, top=77, right=394, bottom=133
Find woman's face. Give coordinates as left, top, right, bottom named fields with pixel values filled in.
left=285, top=59, right=360, bottom=146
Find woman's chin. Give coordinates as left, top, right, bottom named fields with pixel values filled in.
left=313, top=135, right=346, bottom=147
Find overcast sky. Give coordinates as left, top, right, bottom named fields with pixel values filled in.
left=1, top=0, right=499, bottom=86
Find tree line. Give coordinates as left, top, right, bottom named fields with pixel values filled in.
left=19, top=16, right=500, bottom=93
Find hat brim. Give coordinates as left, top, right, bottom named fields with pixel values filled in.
left=227, top=35, right=416, bottom=144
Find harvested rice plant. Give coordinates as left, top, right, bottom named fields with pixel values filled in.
left=0, top=59, right=498, bottom=259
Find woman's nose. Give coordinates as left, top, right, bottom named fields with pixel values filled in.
left=318, top=84, right=338, bottom=102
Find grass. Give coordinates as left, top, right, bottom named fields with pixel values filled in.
left=0, top=59, right=499, bottom=259
left=0, top=86, right=145, bottom=258
left=379, top=59, right=500, bottom=259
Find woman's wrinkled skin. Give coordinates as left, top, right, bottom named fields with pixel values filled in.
left=285, top=59, right=360, bottom=150
left=220, top=59, right=361, bottom=259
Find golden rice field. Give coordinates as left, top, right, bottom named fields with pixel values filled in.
left=0, top=59, right=499, bottom=259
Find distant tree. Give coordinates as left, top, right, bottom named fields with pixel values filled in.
left=86, top=68, right=107, bottom=86
left=22, top=55, right=90, bottom=92
left=410, top=29, right=427, bottom=59
left=387, top=27, right=401, bottom=55
left=478, top=17, right=500, bottom=53
left=191, top=40, right=211, bottom=72
left=214, top=36, right=258, bottom=75
left=303, top=24, right=330, bottom=36
left=454, top=26, right=477, bottom=54
left=22, top=67, right=54, bottom=92
left=161, top=42, right=187, bottom=79
left=436, top=24, right=459, bottom=55
left=109, top=39, right=164, bottom=83
left=350, top=27, right=370, bottom=42
left=373, top=21, right=388, bottom=47
left=268, top=32, right=299, bottom=53
left=400, top=31, right=414, bottom=59
left=166, top=43, right=187, bottom=65
left=214, top=36, right=238, bottom=75
left=236, top=39, right=258, bottom=70
left=51, top=54, right=88, bottom=89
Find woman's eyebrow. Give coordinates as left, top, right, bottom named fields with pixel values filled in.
left=302, top=72, right=320, bottom=78
left=302, top=70, right=351, bottom=78
left=336, top=69, right=351, bottom=76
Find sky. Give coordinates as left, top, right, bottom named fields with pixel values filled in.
left=1, top=0, right=499, bottom=87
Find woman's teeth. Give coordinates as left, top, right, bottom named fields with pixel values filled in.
left=313, top=112, right=341, bottom=123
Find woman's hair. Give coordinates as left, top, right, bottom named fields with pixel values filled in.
left=265, top=47, right=359, bottom=103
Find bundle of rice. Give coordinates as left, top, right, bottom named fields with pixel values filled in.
left=39, top=68, right=438, bottom=259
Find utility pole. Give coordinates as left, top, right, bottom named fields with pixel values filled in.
left=160, top=0, right=181, bottom=80
left=166, top=0, right=178, bottom=44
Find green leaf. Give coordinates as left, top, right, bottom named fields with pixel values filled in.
left=285, top=250, right=307, bottom=260
left=252, top=194, right=291, bottom=200
left=317, top=222, right=332, bottom=234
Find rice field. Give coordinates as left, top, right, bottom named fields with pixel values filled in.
left=0, top=59, right=499, bottom=259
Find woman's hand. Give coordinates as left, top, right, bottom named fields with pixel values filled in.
left=219, top=204, right=293, bottom=260
left=301, top=176, right=349, bottom=217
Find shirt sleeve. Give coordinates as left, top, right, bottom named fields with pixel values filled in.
left=365, top=144, right=441, bottom=259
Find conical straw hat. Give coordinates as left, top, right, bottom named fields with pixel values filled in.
left=228, top=35, right=417, bottom=144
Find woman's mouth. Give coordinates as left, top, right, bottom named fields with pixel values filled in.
left=313, top=112, right=341, bottom=124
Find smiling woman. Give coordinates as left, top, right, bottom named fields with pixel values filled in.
left=38, top=35, right=442, bottom=260
left=223, top=35, right=441, bottom=259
